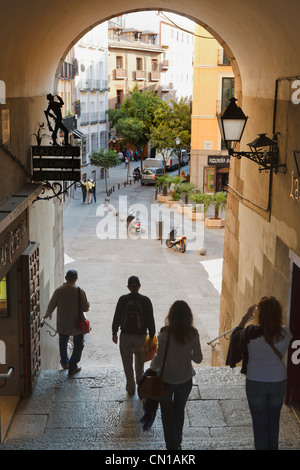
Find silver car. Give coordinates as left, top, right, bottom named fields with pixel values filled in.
left=140, top=167, right=164, bottom=185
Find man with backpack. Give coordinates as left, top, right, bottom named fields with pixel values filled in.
left=112, top=276, right=156, bottom=395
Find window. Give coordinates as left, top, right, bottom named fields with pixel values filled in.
left=116, top=56, right=123, bottom=68
left=152, top=59, right=158, bottom=72
left=221, top=78, right=234, bottom=108
left=136, top=58, right=143, bottom=70
left=0, top=276, right=8, bottom=317
left=116, top=89, right=123, bottom=108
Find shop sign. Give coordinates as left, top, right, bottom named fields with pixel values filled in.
left=31, top=146, right=81, bottom=182
left=0, top=219, right=26, bottom=269
left=208, top=155, right=230, bottom=167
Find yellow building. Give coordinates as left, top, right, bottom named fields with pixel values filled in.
left=191, top=24, right=234, bottom=193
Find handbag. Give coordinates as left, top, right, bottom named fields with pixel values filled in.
left=138, top=328, right=171, bottom=400
left=76, top=287, right=91, bottom=334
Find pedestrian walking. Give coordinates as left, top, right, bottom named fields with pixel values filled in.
left=118, top=150, right=124, bottom=165
left=150, top=300, right=203, bottom=450
left=80, top=178, right=87, bottom=203
left=43, top=269, right=90, bottom=376
left=226, top=296, right=292, bottom=450
left=86, top=179, right=94, bottom=204
left=91, top=179, right=96, bottom=202
left=112, top=276, right=156, bottom=395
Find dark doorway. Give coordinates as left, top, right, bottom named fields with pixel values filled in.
left=286, top=262, right=300, bottom=420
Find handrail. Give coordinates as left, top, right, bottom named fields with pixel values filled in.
left=207, top=327, right=236, bottom=346
left=0, top=366, right=14, bottom=388
left=207, top=319, right=252, bottom=347
left=0, top=367, right=14, bottom=380
left=40, top=318, right=57, bottom=337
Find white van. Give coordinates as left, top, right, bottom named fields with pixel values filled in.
left=144, top=158, right=165, bottom=169
left=154, top=149, right=179, bottom=171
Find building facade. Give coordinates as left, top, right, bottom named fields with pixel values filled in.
left=72, top=23, right=109, bottom=180
left=108, top=17, right=166, bottom=109
left=190, top=24, right=234, bottom=193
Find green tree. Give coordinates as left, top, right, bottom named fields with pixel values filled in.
left=150, top=99, right=191, bottom=172
left=89, top=149, right=120, bottom=193
left=108, top=85, right=162, bottom=168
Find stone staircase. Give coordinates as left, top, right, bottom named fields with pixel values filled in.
left=1, top=366, right=299, bottom=451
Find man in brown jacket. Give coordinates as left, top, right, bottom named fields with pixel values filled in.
left=44, top=270, right=90, bottom=376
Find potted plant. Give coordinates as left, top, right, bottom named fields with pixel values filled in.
left=205, top=191, right=227, bottom=228
left=189, top=192, right=212, bottom=220
left=155, top=175, right=181, bottom=203
left=176, top=182, right=196, bottom=213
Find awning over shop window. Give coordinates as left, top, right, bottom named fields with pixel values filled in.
left=73, top=129, right=84, bottom=140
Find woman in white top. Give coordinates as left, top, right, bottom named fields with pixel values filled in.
left=226, top=296, right=292, bottom=450
left=150, top=300, right=203, bottom=450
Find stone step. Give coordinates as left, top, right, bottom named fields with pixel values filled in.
left=1, top=366, right=299, bottom=451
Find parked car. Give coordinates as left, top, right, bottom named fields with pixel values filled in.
left=140, top=167, right=164, bottom=185
left=155, top=149, right=179, bottom=171
left=181, top=149, right=190, bottom=166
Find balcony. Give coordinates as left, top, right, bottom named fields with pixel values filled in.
left=114, top=68, right=126, bottom=79
left=161, top=60, right=169, bottom=70
left=135, top=70, right=146, bottom=81
left=90, top=112, right=98, bottom=124
left=80, top=113, right=89, bottom=125
left=150, top=71, right=160, bottom=82
left=161, top=83, right=174, bottom=92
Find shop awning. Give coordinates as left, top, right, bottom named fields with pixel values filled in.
left=0, top=184, right=42, bottom=234
left=73, top=129, right=84, bottom=140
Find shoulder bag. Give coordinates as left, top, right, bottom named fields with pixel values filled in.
left=76, top=287, right=91, bottom=334
left=138, top=328, right=171, bottom=400
left=267, top=341, right=283, bottom=360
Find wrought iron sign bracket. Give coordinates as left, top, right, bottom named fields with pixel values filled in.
left=32, top=180, right=78, bottom=204
left=229, top=147, right=287, bottom=174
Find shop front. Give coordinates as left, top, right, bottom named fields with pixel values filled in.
left=0, top=184, right=42, bottom=441
left=204, top=154, right=230, bottom=193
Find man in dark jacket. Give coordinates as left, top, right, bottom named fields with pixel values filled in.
left=112, top=276, right=155, bottom=395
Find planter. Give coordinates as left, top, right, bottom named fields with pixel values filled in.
left=188, top=211, right=204, bottom=221
left=205, top=217, right=225, bottom=228
left=166, top=199, right=182, bottom=207
left=177, top=204, right=192, bottom=214
left=157, top=194, right=171, bottom=203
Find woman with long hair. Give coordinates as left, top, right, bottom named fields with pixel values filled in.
left=150, top=300, right=203, bottom=450
left=226, top=296, right=292, bottom=450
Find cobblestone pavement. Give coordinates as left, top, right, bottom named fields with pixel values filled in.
left=1, top=367, right=300, bottom=450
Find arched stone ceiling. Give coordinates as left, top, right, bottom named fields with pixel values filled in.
left=1, top=0, right=299, bottom=99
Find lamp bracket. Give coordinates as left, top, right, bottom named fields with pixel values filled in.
left=229, top=148, right=286, bottom=174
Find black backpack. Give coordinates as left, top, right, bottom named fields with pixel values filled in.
left=121, top=298, right=144, bottom=334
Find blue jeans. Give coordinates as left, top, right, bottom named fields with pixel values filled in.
left=246, top=379, right=287, bottom=450
left=59, top=333, right=84, bottom=371
left=160, top=379, right=193, bottom=450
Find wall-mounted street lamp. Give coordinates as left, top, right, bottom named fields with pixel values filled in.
left=217, top=98, right=286, bottom=173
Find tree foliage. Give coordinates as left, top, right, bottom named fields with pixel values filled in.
left=89, top=148, right=120, bottom=192
left=108, top=85, right=162, bottom=149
